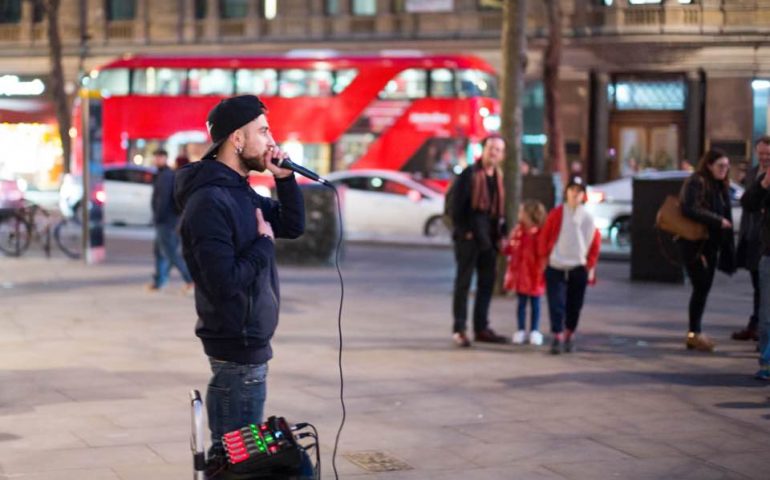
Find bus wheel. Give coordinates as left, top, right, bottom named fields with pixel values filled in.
left=424, top=215, right=451, bottom=238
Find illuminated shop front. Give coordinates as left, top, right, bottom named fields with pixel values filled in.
left=0, top=74, right=61, bottom=191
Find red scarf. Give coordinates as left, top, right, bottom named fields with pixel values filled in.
left=471, top=163, right=505, bottom=218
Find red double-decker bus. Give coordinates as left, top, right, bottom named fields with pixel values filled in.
left=72, top=52, right=500, bottom=180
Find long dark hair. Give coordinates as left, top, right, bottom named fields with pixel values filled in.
left=695, top=148, right=730, bottom=191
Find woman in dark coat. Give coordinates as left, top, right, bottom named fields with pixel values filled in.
left=679, top=149, right=736, bottom=352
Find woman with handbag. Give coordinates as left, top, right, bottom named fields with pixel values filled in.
left=679, top=149, right=736, bottom=352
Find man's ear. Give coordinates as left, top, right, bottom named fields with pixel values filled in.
left=229, top=129, right=243, bottom=147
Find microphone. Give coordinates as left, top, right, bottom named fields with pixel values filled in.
left=271, top=157, right=330, bottom=185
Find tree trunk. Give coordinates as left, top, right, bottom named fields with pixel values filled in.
left=544, top=0, right=567, bottom=186
left=496, top=0, right=527, bottom=292
left=40, top=0, right=72, bottom=174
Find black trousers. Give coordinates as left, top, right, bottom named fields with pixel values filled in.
left=452, top=238, right=496, bottom=334
left=545, top=266, right=589, bottom=334
left=683, top=249, right=718, bottom=334
left=749, top=269, right=759, bottom=330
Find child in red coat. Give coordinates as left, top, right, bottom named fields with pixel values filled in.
left=503, top=200, right=547, bottom=345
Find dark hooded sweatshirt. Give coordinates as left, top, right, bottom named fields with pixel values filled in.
left=174, top=159, right=304, bottom=365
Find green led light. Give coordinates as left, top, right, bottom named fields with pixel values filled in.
left=264, top=435, right=274, bottom=443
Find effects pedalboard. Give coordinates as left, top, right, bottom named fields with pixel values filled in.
left=222, top=416, right=305, bottom=476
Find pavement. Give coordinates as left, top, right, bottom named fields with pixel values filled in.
left=0, top=238, right=769, bottom=480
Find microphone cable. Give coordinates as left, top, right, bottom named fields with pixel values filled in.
left=323, top=183, right=345, bottom=480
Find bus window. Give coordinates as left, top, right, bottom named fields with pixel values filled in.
left=456, top=69, right=498, bottom=98
left=89, top=68, right=130, bottom=96
left=189, top=68, right=234, bottom=95
left=279, top=69, right=333, bottom=98
left=133, top=68, right=187, bottom=95
left=236, top=69, right=278, bottom=96
left=379, top=68, right=427, bottom=100
left=333, top=69, right=357, bottom=94
left=430, top=68, right=455, bottom=98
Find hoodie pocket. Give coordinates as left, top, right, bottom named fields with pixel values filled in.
left=242, top=266, right=279, bottom=346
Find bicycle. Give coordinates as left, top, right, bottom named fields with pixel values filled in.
left=53, top=213, right=84, bottom=259
left=0, top=200, right=98, bottom=259
left=0, top=200, right=53, bottom=257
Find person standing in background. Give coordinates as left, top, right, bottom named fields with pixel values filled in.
left=538, top=178, right=601, bottom=354
left=678, top=149, right=736, bottom=352
left=502, top=199, right=547, bottom=346
left=733, top=136, right=770, bottom=341
left=146, top=149, right=194, bottom=293
left=175, top=145, right=191, bottom=169
left=450, top=135, right=508, bottom=347
left=737, top=143, right=770, bottom=380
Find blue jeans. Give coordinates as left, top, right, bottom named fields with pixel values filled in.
left=758, top=256, right=770, bottom=367
left=545, top=266, right=588, bottom=334
left=206, top=358, right=268, bottom=457
left=152, top=223, right=192, bottom=287
left=517, top=294, right=541, bottom=331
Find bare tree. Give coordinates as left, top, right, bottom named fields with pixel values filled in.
left=497, top=0, right=528, bottom=290
left=33, top=0, right=72, bottom=174
left=544, top=0, right=567, bottom=185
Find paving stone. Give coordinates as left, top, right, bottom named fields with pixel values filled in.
left=1, top=247, right=769, bottom=479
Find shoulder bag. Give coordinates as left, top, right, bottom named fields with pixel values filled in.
left=655, top=195, right=708, bottom=242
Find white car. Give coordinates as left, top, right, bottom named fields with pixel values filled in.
left=324, top=169, right=449, bottom=238
left=59, top=165, right=156, bottom=226
left=586, top=170, right=743, bottom=248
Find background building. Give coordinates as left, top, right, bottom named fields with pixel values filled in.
left=0, top=0, right=768, bottom=188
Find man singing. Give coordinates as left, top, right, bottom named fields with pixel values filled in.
left=175, top=95, right=305, bottom=470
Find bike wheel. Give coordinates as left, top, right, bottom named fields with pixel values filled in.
left=0, top=213, right=31, bottom=256
left=53, top=218, right=82, bottom=259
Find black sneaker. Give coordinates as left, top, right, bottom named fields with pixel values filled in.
left=564, top=338, right=575, bottom=353
left=475, top=328, right=507, bottom=343
left=550, top=338, right=562, bottom=355
left=204, top=455, right=227, bottom=479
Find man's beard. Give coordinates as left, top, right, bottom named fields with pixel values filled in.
left=238, top=151, right=266, bottom=173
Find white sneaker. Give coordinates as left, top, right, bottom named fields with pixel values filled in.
left=512, top=330, right=527, bottom=344
left=529, top=330, right=543, bottom=346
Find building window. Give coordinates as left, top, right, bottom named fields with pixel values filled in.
left=263, top=0, right=277, bottom=19
left=478, top=0, right=503, bottom=9
left=0, top=0, right=20, bottom=24
left=32, top=1, right=45, bottom=23
left=105, top=0, right=136, bottom=21
left=324, top=0, right=339, bottom=15
left=608, top=78, right=685, bottom=110
left=352, top=0, right=376, bottom=16
left=194, top=0, right=207, bottom=19
left=627, top=0, right=694, bottom=4
left=753, top=79, right=770, bottom=143
left=219, top=0, right=247, bottom=19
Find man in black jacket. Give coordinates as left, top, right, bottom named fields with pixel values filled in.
left=741, top=137, right=770, bottom=380
left=147, top=148, right=193, bottom=292
left=450, top=135, right=507, bottom=347
left=175, top=95, right=305, bottom=462
left=733, top=136, right=770, bottom=341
